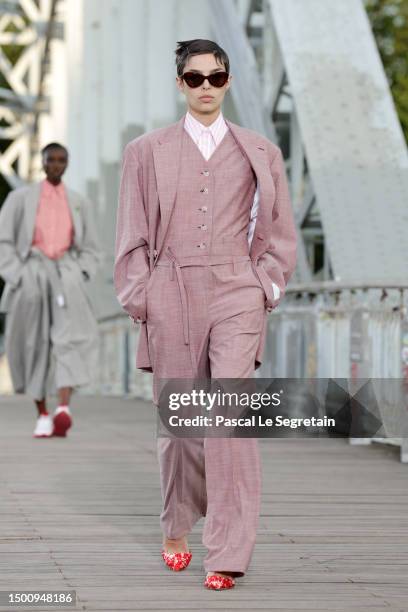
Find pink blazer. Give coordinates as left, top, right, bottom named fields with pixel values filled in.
left=114, top=116, right=297, bottom=372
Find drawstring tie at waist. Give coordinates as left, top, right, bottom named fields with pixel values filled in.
left=153, top=246, right=259, bottom=375
left=163, top=246, right=190, bottom=346
left=155, top=246, right=254, bottom=347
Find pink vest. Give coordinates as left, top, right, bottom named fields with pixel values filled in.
left=159, top=128, right=256, bottom=264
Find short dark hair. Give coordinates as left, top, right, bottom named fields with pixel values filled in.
left=175, top=39, right=230, bottom=77
left=41, top=142, right=69, bottom=158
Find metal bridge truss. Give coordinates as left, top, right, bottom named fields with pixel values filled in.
left=0, top=0, right=61, bottom=188
left=210, top=0, right=408, bottom=285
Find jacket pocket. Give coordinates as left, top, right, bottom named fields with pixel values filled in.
left=0, top=283, right=18, bottom=314
left=252, top=261, right=276, bottom=309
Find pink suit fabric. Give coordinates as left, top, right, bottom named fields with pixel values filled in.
left=114, top=113, right=297, bottom=577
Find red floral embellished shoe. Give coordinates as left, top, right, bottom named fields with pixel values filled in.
left=161, top=549, right=192, bottom=571
left=204, top=573, right=235, bottom=590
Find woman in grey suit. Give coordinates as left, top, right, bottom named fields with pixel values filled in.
left=0, top=143, right=101, bottom=438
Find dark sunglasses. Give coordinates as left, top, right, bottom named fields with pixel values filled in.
left=181, top=71, right=229, bottom=88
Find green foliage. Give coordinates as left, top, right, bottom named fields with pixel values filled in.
left=365, top=0, right=408, bottom=143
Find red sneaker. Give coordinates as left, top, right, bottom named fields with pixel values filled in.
left=53, top=407, right=72, bottom=437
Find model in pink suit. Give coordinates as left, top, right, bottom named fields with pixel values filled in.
left=114, top=39, right=297, bottom=590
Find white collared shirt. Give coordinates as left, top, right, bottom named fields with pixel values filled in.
left=183, top=110, right=280, bottom=301
left=184, top=110, right=227, bottom=158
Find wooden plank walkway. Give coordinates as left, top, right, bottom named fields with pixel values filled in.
left=0, top=394, right=407, bottom=612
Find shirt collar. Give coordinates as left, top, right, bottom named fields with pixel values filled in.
left=42, top=178, right=64, bottom=192
left=184, top=110, right=228, bottom=147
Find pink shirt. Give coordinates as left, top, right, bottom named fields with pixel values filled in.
left=31, top=179, right=74, bottom=260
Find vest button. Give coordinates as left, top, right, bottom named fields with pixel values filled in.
left=200, top=187, right=209, bottom=194
left=201, top=206, right=208, bottom=212
left=196, top=242, right=206, bottom=249
left=202, top=170, right=210, bottom=176
left=201, top=225, right=207, bottom=230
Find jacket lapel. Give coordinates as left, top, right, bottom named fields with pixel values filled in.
left=24, top=183, right=41, bottom=250
left=152, top=116, right=185, bottom=262
left=65, top=186, right=83, bottom=245
left=226, top=120, right=275, bottom=260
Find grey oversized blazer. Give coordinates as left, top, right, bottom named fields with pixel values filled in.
left=0, top=181, right=101, bottom=313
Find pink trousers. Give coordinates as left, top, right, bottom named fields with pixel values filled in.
left=147, top=255, right=265, bottom=576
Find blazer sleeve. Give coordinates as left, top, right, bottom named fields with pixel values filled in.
left=259, top=146, right=297, bottom=306
left=0, top=190, right=25, bottom=288
left=114, top=142, right=150, bottom=322
left=76, top=196, right=103, bottom=280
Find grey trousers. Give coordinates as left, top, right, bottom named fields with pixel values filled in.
left=5, top=248, right=98, bottom=400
